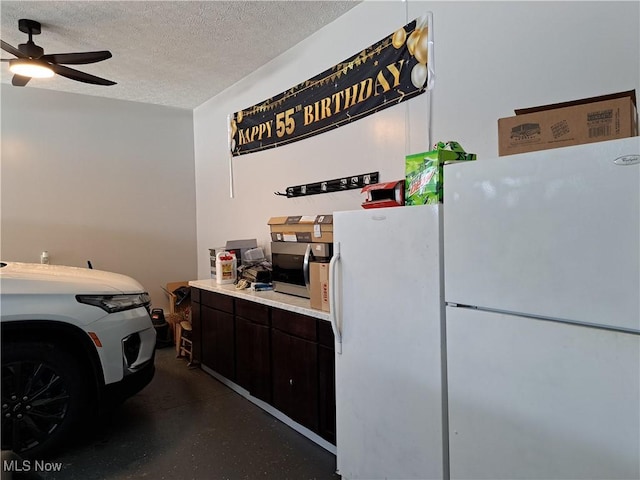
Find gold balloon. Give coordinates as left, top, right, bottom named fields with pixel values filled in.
left=411, top=62, right=428, bottom=88
left=237, top=110, right=243, bottom=123
left=414, top=28, right=429, bottom=65
left=407, top=29, right=421, bottom=56
left=392, top=28, right=406, bottom=49
left=230, top=119, right=237, bottom=137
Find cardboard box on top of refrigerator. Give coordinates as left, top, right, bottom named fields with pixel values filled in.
left=310, top=262, right=330, bottom=312
left=268, top=215, right=333, bottom=242
left=405, top=141, right=476, bottom=205
left=498, top=90, right=638, bottom=156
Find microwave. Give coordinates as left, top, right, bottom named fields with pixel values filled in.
left=271, top=242, right=333, bottom=298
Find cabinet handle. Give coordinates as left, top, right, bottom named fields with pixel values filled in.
left=303, top=243, right=312, bottom=292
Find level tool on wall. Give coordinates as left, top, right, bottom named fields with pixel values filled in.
left=275, top=172, right=379, bottom=198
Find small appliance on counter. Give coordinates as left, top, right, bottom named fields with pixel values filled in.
left=267, top=214, right=334, bottom=298
left=271, top=241, right=332, bottom=298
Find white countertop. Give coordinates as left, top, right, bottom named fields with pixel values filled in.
left=188, top=279, right=330, bottom=322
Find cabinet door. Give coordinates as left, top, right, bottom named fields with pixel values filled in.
left=318, top=344, right=336, bottom=444
left=236, top=316, right=271, bottom=400
left=235, top=300, right=272, bottom=403
left=251, top=323, right=271, bottom=403
left=272, top=329, right=318, bottom=432
left=215, top=308, right=235, bottom=381
left=201, top=305, right=235, bottom=380
left=201, top=305, right=217, bottom=369
left=235, top=316, right=253, bottom=391
left=318, top=320, right=336, bottom=443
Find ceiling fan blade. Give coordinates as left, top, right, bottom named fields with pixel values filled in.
left=50, top=63, right=116, bottom=86
left=41, top=50, right=112, bottom=65
left=12, top=74, right=31, bottom=87
left=1, top=40, right=26, bottom=58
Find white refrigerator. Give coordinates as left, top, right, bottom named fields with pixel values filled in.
left=330, top=204, right=447, bottom=480
left=444, top=137, right=640, bottom=479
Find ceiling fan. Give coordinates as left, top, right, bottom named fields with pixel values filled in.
left=1, top=18, right=116, bottom=87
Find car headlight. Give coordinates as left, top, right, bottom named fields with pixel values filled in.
left=76, top=293, right=151, bottom=313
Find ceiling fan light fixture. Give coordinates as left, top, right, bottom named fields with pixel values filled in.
left=9, top=59, right=54, bottom=78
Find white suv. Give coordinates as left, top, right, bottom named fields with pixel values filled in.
left=0, top=262, right=156, bottom=457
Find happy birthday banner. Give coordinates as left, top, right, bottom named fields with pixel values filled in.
left=229, top=14, right=433, bottom=156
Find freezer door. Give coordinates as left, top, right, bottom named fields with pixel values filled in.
left=333, top=205, right=445, bottom=480
left=447, top=306, right=640, bottom=480
left=444, top=137, right=640, bottom=332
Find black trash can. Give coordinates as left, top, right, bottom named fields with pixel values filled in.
left=151, top=308, right=172, bottom=348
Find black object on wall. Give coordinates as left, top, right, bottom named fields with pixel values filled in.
left=275, top=172, right=379, bottom=198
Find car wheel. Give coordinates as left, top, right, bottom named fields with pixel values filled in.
left=1, top=342, right=88, bottom=458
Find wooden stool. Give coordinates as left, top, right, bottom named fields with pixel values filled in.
left=178, top=320, right=194, bottom=366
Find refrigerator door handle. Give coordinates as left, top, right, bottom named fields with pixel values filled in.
left=329, top=242, right=342, bottom=354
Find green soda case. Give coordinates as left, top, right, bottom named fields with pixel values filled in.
left=405, top=142, right=477, bottom=205
left=405, top=156, right=441, bottom=205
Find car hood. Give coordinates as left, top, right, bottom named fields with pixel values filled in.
left=0, top=262, right=146, bottom=295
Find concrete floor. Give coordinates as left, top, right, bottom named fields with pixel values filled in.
left=40, top=347, right=340, bottom=480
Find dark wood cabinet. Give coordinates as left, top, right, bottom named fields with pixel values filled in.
left=235, top=316, right=253, bottom=389
left=235, top=299, right=271, bottom=403
left=318, top=320, right=336, bottom=443
left=271, top=308, right=319, bottom=432
left=191, top=288, right=336, bottom=445
left=200, top=292, right=236, bottom=381
left=272, top=328, right=319, bottom=432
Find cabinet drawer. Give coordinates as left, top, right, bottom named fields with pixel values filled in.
left=318, top=320, right=335, bottom=348
left=236, top=298, right=270, bottom=325
left=272, top=308, right=317, bottom=341
left=191, top=287, right=201, bottom=303
left=201, top=290, right=234, bottom=314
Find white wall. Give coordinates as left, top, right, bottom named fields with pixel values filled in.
left=2, top=1, right=637, bottom=289
left=1, top=85, right=198, bottom=309
left=193, top=0, right=640, bottom=279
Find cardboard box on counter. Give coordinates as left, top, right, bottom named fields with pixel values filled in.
left=405, top=141, right=476, bottom=205
left=310, top=262, right=330, bottom=312
left=498, top=90, right=638, bottom=156
left=268, top=214, right=333, bottom=243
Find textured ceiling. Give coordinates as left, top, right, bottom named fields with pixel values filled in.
left=0, top=1, right=359, bottom=109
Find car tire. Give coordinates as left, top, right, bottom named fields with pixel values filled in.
left=1, top=342, right=88, bottom=458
